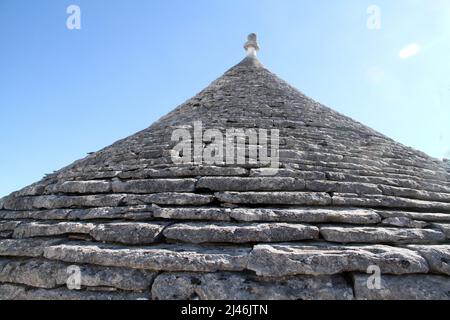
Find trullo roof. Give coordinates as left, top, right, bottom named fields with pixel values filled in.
left=1, top=34, right=450, bottom=300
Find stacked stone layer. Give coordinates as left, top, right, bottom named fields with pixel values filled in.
left=1, top=56, right=449, bottom=300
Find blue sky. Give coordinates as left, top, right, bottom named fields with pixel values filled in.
left=1, top=0, right=449, bottom=197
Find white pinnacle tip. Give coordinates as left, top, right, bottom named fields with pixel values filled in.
left=244, top=33, right=260, bottom=57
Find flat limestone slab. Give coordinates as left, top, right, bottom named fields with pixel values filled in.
left=377, top=210, right=450, bottom=223
left=13, top=222, right=96, bottom=239
left=152, top=272, right=354, bottom=300
left=153, top=207, right=231, bottom=221
left=215, top=192, right=332, bottom=205
left=0, top=258, right=156, bottom=291
left=230, top=207, right=381, bottom=224
left=406, top=245, right=450, bottom=275
left=0, top=239, right=64, bottom=258
left=90, top=222, right=168, bottom=245
left=12, top=221, right=169, bottom=245
left=353, top=274, right=450, bottom=300
left=0, top=206, right=154, bottom=221
left=43, top=243, right=251, bottom=272
left=247, top=243, right=429, bottom=277
left=163, top=222, right=319, bottom=243
left=0, top=284, right=149, bottom=300
left=112, top=179, right=197, bottom=194
left=196, top=177, right=306, bottom=191
left=320, top=226, right=445, bottom=244
left=430, top=223, right=450, bottom=238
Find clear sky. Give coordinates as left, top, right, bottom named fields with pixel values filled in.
left=1, top=0, right=449, bottom=198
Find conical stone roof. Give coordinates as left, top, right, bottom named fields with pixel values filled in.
left=1, top=35, right=450, bottom=300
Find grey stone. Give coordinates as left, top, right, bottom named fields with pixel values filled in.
left=332, top=194, right=450, bottom=212
left=377, top=210, right=450, bottom=223
left=44, top=243, right=251, bottom=272
left=163, top=222, right=319, bottom=243
left=13, top=222, right=96, bottom=239
left=215, top=192, right=332, bottom=205
left=306, top=181, right=382, bottom=195
left=430, top=223, right=450, bottom=238
left=407, top=245, right=450, bottom=275
left=124, top=193, right=214, bottom=206
left=3, top=195, right=127, bottom=210
left=118, top=166, right=248, bottom=179
left=0, top=239, right=64, bottom=258
left=0, top=206, right=155, bottom=221
left=197, top=177, right=305, bottom=191
left=153, top=207, right=230, bottom=221
left=379, top=184, right=450, bottom=203
left=353, top=274, right=450, bottom=300
left=0, top=258, right=60, bottom=288
left=250, top=169, right=326, bottom=180
left=152, top=272, right=353, bottom=300
left=0, top=258, right=156, bottom=291
left=230, top=207, right=381, bottom=224
left=46, top=181, right=112, bottom=194
left=90, top=222, right=168, bottom=245
left=0, top=284, right=149, bottom=300
left=112, top=179, right=196, bottom=194
left=248, top=243, right=429, bottom=276
left=320, top=226, right=445, bottom=244
left=0, top=221, right=22, bottom=232
left=381, top=217, right=428, bottom=229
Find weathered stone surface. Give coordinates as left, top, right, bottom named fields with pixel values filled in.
left=44, top=243, right=251, bottom=272
left=0, top=284, right=149, bottom=300
left=0, top=221, right=22, bottom=232
left=215, top=192, right=332, bottom=205
left=46, top=181, right=112, bottom=194
left=306, top=181, right=381, bottom=195
left=332, top=194, right=450, bottom=212
left=0, top=239, right=63, bottom=258
left=0, top=231, right=12, bottom=238
left=118, top=166, right=248, bottom=179
left=248, top=244, right=429, bottom=276
left=112, top=179, right=196, bottom=194
left=197, top=177, right=305, bottom=191
left=0, top=259, right=59, bottom=288
left=407, top=245, right=450, bottom=275
left=378, top=184, right=450, bottom=203
left=0, top=206, right=154, bottom=221
left=152, top=272, right=353, bottom=300
left=13, top=222, right=96, bottom=239
left=230, top=207, right=381, bottom=224
left=3, top=195, right=126, bottom=210
left=377, top=210, right=450, bottom=223
left=0, top=258, right=156, bottom=291
left=124, top=193, right=214, bottom=206
left=90, top=222, right=168, bottom=245
left=381, top=217, right=428, bottom=229
left=353, top=274, right=450, bottom=300
left=430, top=223, right=450, bottom=238
left=320, top=226, right=445, bottom=244
left=7, top=220, right=167, bottom=244
left=153, top=207, right=230, bottom=221
left=250, top=168, right=326, bottom=180
left=163, top=222, right=319, bottom=243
